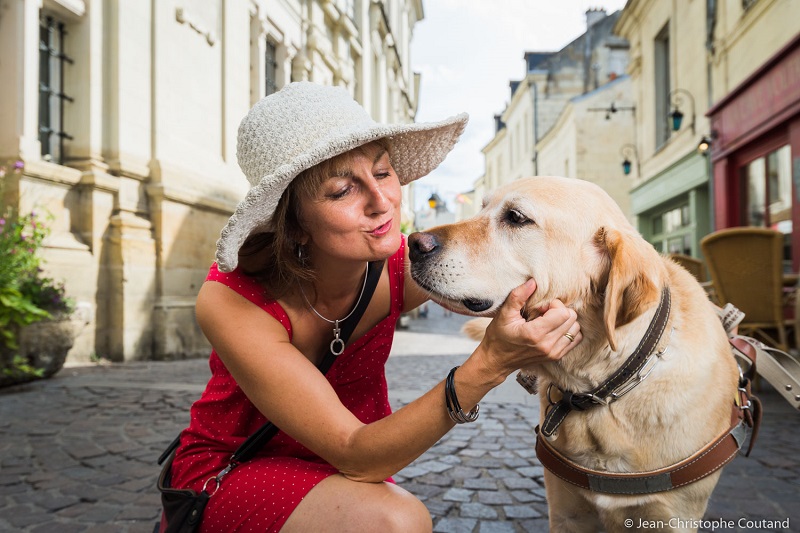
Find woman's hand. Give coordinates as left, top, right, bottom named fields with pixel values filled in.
left=477, top=279, right=581, bottom=379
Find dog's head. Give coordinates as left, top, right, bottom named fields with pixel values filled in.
left=409, top=176, right=663, bottom=351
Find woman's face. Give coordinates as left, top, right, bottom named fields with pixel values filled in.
left=298, top=143, right=403, bottom=265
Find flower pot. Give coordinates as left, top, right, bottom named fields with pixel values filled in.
left=0, top=315, right=75, bottom=387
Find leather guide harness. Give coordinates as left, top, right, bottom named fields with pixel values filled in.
left=540, top=287, right=673, bottom=438
left=531, top=287, right=762, bottom=495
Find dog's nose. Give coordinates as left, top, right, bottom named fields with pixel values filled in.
left=408, top=232, right=440, bottom=262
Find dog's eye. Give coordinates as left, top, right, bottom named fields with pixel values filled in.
left=505, top=209, right=531, bottom=226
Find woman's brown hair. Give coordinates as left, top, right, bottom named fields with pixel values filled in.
left=237, top=138, right=392, bottom=298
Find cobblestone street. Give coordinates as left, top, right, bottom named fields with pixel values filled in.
left=0, top=304, right=798, bottom=532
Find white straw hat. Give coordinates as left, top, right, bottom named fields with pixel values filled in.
left=215, top=81, right=468, bottom=273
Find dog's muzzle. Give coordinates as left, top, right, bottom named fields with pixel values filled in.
left=408, top=232, right=495, bottom=313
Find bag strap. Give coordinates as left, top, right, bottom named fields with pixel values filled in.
left=231, top=259, right=384, bottom=463
left=159, top=259, right=386, bottom=467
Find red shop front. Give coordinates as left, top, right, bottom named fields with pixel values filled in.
left=708, top=33, right=800, bottom=272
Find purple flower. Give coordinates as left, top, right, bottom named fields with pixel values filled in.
left=14, top=160, right=24, bottom=169
left=0, top=218, right=4, bottom=225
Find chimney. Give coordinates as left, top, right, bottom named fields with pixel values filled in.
left=586, top=8, right=607, bottom=29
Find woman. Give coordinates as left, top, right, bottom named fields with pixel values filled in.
left=166, top=82, right=582, bottom=532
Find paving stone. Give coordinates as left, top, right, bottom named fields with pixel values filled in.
left=459, top=448, right=487, bottom=458
left=502, top=477, right=538, bottom=490
left=518, top=518, right=550, bottom=532
left=4, top=505, right=50, bottom=527
left=417, top=460, right=455, bottom=474
left=26, top=491, right=81, bottom=512
left=479, top=521, right=517, bottom=533
left=434, top=517, right=478, bottom=533
left=31, top=522, right=86, bottom=533
left=516, top=465, right=544, bottom=478
left=463, top=478, right=499, bottom=490
left=503, top=505, right=542, bottom=519
left=450, top=466, right=482, bottom=479
left=424, top=499, right=454, bottom=517
left=477, top=490, right=514, bottom=505
left=511, top=488, right=547, bottom=503
left=442, top=487, right=474, bottom=502
left=460, top=502, right=498, bottom=519
left=116, top=504, right=161, bottom=521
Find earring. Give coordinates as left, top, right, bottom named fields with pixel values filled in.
left=296, top=243, right=307, bottom=265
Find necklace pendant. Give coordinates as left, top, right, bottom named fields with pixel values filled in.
left=330, top=320, right=345, bottom=355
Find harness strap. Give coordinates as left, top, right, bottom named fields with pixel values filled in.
left=535, top=402, right=748, bottom=494
left=535, top=335, right=763, bottom=495
left=540, top=287, right=672, bottom=437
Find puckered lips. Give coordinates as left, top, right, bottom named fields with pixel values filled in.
left=369, top=219, right=392, bottom=236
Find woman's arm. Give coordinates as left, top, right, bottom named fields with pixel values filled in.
left=197, top=278, right=579, bottom=483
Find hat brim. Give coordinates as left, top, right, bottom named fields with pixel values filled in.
left=215, top=112, right=468, bottom=273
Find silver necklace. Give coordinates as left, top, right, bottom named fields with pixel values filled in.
left=299, top=263, right=369, bottom=356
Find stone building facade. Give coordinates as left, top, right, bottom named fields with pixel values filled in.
left=616, top=0, right=799, bottom=260
left=0, top=0, right=423, bottom=362
left=479, top=9, right=631, bottom=212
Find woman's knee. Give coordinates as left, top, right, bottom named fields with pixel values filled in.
left=377, top=488, right=432, bottom=533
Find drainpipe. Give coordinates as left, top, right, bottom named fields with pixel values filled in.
left=706, top=0, right=717, bottom=230
left=531, top=79, right=539, bottom=175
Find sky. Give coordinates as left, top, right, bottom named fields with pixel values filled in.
left=409, top=0, right=629, bottom=211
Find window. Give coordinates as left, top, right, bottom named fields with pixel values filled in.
left=742, top=145, right=792, bottom=268
left=265, top=40, right=278, bottom=96
left=654, top=23, right=670, bottom=149
left=650, top=202, right=692, bottom=255
left=38, top=13, right=74, bottom=164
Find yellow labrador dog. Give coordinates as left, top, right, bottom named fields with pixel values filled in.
left=408, top=176, right=748, bottom=533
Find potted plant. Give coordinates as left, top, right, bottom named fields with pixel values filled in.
left=0, top=161, right=76, bottom=387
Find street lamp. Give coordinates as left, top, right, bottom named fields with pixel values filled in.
left=428, top=193, right=438, bottom=210
left=668, top=88, right=696, bottom=134
left=697, top=133, right=716, bottom=155
left=619, top=144, right=639, bottom=176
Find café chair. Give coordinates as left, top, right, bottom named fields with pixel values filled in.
left=667, top=253, right=706, bottom=282
left=700, top=227, right=793, bottom=351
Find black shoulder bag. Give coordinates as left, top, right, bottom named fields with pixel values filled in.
left=155, top=260, right=385, bottom=533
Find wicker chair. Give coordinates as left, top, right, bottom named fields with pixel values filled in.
left=700, top=227, right=794, bottom=351
left=667, top=253, right=706, bottom=282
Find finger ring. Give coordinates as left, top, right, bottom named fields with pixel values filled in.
left=564, top=332, right=575, bottom=342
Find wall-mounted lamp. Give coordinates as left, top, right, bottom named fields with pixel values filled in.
left=668, top=88, right=696, bottom=134
left=697, top=132, right=716, bottom=155
left=589, top=101, right=636, bottom=120
left=619, top=144, right=639, bottom=176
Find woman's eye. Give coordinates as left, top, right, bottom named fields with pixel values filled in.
left=374, top=171, right=391, bottom=179
left=505, top=209, right=531, bottom=226
left=329, top=186, right=351, bottom=200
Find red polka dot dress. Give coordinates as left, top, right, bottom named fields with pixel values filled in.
left=165, top=240, right=405, bottom=532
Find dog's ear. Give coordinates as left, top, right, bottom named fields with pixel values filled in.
left=594, top=227, right=659, bottom=352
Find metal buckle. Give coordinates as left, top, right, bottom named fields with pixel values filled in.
left=609, top=329, right=673, bottom=402
left=201, top=462, right=236, bottom=496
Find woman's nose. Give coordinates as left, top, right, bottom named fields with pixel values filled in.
left=365, top=179, right=390, bottom=212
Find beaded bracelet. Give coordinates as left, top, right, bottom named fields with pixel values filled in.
left=445, top=366, right=480, bottom=423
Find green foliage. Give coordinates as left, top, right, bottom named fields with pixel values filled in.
left=0, top=161, right=75, bottom=365
left=1, top=354, right=45, bottom=380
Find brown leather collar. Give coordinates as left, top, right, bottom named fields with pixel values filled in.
left=540, top=287, right=672, bottom=438
left=534, top=331, right=762, bottom=495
